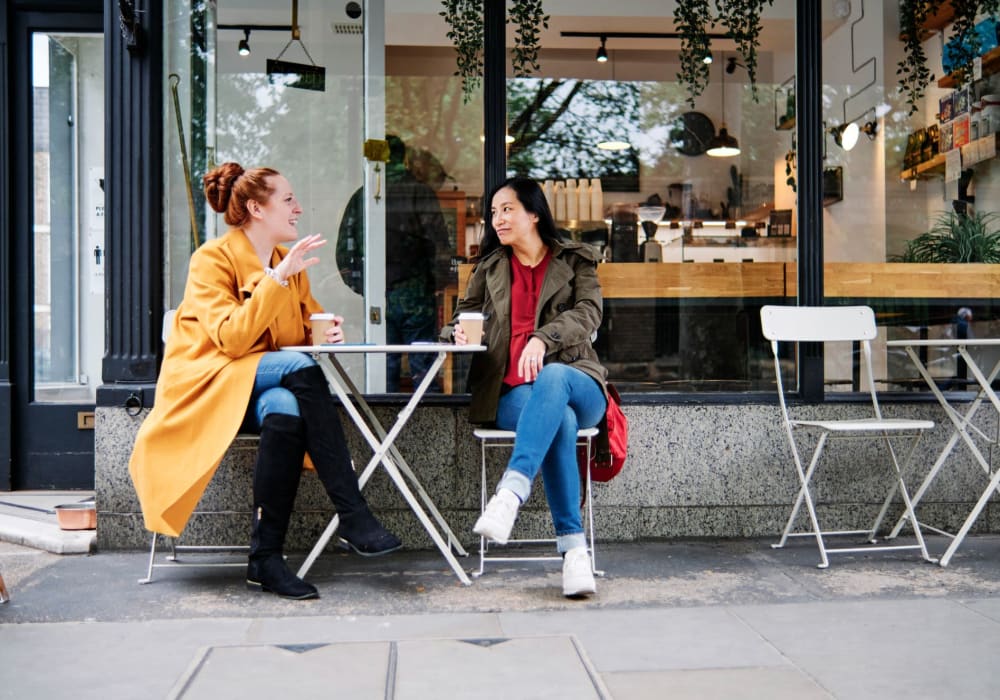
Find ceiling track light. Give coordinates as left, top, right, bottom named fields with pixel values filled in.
left=596, top=35, right=608, bottom=63
left=238, top=28, right=251, bottom=57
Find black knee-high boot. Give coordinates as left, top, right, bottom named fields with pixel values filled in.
left=281, top=365, right=402, bottom=556
left=247, top=413, right=319, bottom=600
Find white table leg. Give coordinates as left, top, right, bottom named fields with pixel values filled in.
left=891, top=347, right=1000, bottom=564
left=297, top=352, right=472, bottom=585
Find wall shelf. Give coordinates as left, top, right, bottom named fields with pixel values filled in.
left=901, top=153, right=946, bottom=180
left=901, top=133, right=1000, bottom=180
left=938, top=45, right=1000, bottom=88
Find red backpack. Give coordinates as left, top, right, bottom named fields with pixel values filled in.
left=578, top=383, right=628, bottom=483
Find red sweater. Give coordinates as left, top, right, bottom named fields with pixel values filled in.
left=502, top=250, right=552, bottom=388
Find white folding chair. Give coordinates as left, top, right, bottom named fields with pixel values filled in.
left=760, top=305, right=936, bottom=568
left=472, top=427, right=603, bottom=578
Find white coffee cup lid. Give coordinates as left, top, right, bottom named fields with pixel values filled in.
left=310, top=313, right=337, bottom=320
left=458, top=311, right=485, bottom=320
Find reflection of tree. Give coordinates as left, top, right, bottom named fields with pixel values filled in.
left=506, top=78, right=641, bottom=180
left=385, top=76, right=482, bottom=192
left=214, top=75, right=294, bottom=165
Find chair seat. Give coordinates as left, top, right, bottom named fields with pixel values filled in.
left=473, top=425, right=602, bottom=578
left=791, top=418, right=935, bottom=432
left=474, top=427, right=599, bottom=439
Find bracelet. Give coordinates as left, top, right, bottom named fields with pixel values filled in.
left=264, top=267, right=288, bottom=287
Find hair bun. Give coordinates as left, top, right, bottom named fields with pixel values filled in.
left=203, top=162, right=244, bottom=213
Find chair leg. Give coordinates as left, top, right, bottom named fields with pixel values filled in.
left=583, top=438, right=604, bottom=577
left=773, top=433, right=830, bottom=568
left=474, top=437, right=488, bottom=579
left=138, top=531, right=158, bottom=585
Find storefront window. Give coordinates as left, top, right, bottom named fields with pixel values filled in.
left=504, top=1, right=796, bottom=392
left=821, top=1, right=1000, bottom=393
left=162, top=1, right=483, bottom=393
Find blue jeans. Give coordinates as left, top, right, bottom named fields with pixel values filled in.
left=241, top=351, right=317, bottom=432
left=494, top=364, right=607, bottom=552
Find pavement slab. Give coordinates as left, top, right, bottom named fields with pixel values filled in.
left=4, top=537, right=1000, bottom=699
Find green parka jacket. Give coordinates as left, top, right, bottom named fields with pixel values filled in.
left=441, top=238, right=608, bottom=424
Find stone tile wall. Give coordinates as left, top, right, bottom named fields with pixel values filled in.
left=96, top=401, right=1000, bottom=553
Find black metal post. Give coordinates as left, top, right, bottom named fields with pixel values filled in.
left=483, top=0, right=506, bottom=203
left=99, top=0, right=164, bottom=406
left=0, top=5, right=10, bottom=488
left=796, top=0, right=824, bottom=401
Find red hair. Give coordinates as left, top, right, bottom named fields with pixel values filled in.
left=202, top=162, right=280, bottom=227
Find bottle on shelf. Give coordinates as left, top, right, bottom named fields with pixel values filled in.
left=590, top=178, right=604, bottom=221
left=566, top=178, right=578, bottom=220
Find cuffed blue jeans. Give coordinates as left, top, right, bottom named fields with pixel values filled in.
left=494, top=363, right=607, bottom=553
left=241, top=351, right=317, bottom=432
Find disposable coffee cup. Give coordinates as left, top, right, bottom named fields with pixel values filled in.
left=310, top=313, right=337, bottom=343
left=458, top=312, right=486, bottom=346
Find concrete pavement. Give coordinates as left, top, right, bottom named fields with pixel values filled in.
left=3, top=522, right=1000, bottom=699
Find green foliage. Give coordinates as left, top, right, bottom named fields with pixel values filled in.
left=441, top=1, right=549, bottom=104
left=673, top=0, right=774, bottom=106
left=440, top=0, right=484, bottom=103
left=714, top=0, right=774, bottom=101
left=674, top=0, right=715, bottom=107
left=897, top=1, right=1000, bottom=116
left=509, top=0, right=549, bottom=77
left=896, top=211, right=1000, bottom=263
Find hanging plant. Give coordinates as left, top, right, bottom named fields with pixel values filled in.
left=674, top=0, right=715, bottom=106
left=440, top=0, right=484, bottom=102
left=897, top=1, right=940, bottom=115
left=897, top=1, right=1000, bottom=115
left=441, top=1, right=549, bottom=103
left=716, top=0, right=775, bottom=101
left=509, top=0, right=549, bottom=77
left=674, top=0, right=775, bottom=106
left=784, top=134, right=797, bottom=193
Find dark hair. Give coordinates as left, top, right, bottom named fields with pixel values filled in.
left=202, top=162, right=280, bottom=227
left=478, top=176, right=562, bottom=259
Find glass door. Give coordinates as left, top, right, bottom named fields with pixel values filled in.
left=11, top=12, right=104, bottom=488
left=164, top=0, right=386, bottom=388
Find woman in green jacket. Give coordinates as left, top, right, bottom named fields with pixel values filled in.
left=443, top=176, right=608, bottom=598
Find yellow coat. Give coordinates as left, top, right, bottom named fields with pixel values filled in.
left=128, top=229, right=323, bottom=536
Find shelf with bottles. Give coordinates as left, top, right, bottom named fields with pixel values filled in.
left=901, top=132, right=1000, bottom=180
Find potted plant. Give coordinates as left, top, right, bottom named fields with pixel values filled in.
left=895, top=210, right=1000, bottom=262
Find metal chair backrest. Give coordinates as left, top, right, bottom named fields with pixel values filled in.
left=760, top=305, right=883, bottom=422
left=162, top=309, right=177, bottom=343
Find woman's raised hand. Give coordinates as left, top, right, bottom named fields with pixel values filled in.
left=273, top=234, right=327, bottom=283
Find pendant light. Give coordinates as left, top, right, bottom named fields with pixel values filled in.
left=707, top=53, right=740, bottom=158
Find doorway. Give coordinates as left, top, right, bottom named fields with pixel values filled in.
left=10, top=11, right=104, bottom=488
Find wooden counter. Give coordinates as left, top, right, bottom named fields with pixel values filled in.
left=457, top=262, right=1000, bottom=301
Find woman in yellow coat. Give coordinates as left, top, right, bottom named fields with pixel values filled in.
left=129, top=162, right=401, bottom=600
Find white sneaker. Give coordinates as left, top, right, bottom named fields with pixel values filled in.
left=562, top=546, right=596, bottom=598
left=473, top=488, right=520, bottom=545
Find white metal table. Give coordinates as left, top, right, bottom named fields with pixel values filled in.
left=885, top=337, right=1000, bottom=566
left=282, top=342, right=484, bottom=585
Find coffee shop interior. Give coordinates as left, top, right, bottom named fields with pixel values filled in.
left=164, top=0, right=1000, bottom=394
